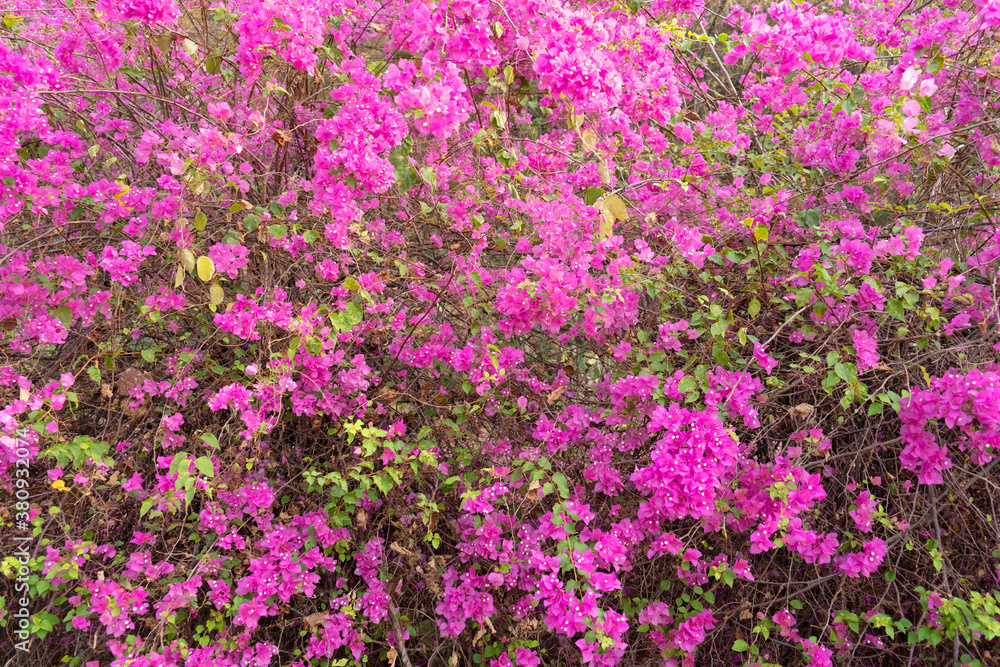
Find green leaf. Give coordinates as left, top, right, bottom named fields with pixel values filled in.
left=51, top=306, right=73, bottom=329
left=373, top=474, right=394, bottom=495
left=927, top=53, right=945, bottom=74
left=343, top=277, right=360, bottom=290
left=420, top=166, right=438, bottom=190
left=269, top=224, right=287, bottom=239
left=822, top=371, right=841, bottom=389
left=243, top=214, right=260, bottom=232
left=677, top=376, right=698, bottom=393
left=141, top=348, right=156, bottom=363
left=194, top=456, right=215, bottom=478
left=732, top=639, right=749, bottom=652
left=200, top=433, right=220, bottom=449
left=205, top=53, right=222, bottom=75
left=868, top=402, right=884, bottom=416
left=551, top=472, right=569, bottom=498
left=748, top=298, right=761, bottom=318
left=583, top=187, right=605, bottom=206
left=795, top=288, right=814, bottom=307
left=712, top=345, right=730, bottom=366
left=344, top=302, right=363, bottom=326
left=220, top=230, right=242, bottom=245
left=86, top=366, right=101, bottom=384
left=394, top=164, right=417, bottom=191
left=886, top=299, right=906, bottom=321
left=303, top=230, right=319, bottom=243
left=835, top=363, right=857, bottom=382
left=194, top=211, right=207, bottom=231
left=753, top=224, right=769, bottom=242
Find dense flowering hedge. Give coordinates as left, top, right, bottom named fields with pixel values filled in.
left=3, top=0, right=1000, bottom=665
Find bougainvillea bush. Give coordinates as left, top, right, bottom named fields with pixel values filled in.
left=5, top=0, right=1000, bottom=664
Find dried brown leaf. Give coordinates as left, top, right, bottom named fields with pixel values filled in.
left=390, top=541, right=415, bottom=557
left=790, top=403, right=814, bottom=418
left=301, top=612, right=327, bottom=629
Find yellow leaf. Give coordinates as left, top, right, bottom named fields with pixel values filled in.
left=598, top=209, right=614, bottom=241
left=194, top=211, right=207, bottom=231
left=209, top=284, right=224, bottom=305
left=174, top=265, right=185, bottom=289
left=580, top=129, right=598, bottom=151
left=114, top=182, right=131, bottom=202
left=606, top=194, right=627, bottom=221
left=598, top=160, right=610, bottom=186
left=181, top=248, right=196, bottom=274
left=197, top=256, right=215, bottom=282
left=52, top=479, right=68, bottom=491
